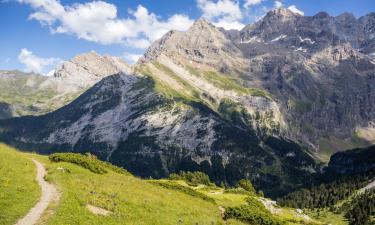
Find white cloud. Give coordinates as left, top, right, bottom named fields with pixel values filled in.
left=214, top=20, right=245, bottom=30
left=18, top=0, right=305, bottom=49
left=244, top=0, right=263, bottom=8
left=196, top=0, right=245, bottom=30
left=18, top=48, right=61, bottom=75
left=123, top=53, right=143, bottom=64
left=46, top=69, right=55, bottom=76
left=287, top=5, right=304, bottom=15
left=274, top=1, right=283, bottom=8
left=18, top=0, right=194, bottom=49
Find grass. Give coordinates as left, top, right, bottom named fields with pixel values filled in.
left=0, top=144, right=344, bottom=225
left=148, top=180, right=216, bottom=203
left=304, top=209, right=347, bottom=225
left=135, top=64, right=201, bottom=102
left=185, top=65, right=271, bottom=99
left=318, top=135, right=370, bottom=162
left=49, top=153, right=129, bottom=175
left=29, top=153, right=241, bottom=225
left=0, top=144, right=40, bottom=225
left=152, top=63, right=201, bottom=101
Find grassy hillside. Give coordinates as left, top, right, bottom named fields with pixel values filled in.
left=23, top=151, right=248, bottom=225
left=0, top=144, right=40, bottom=224
left=0, top=144, right=332, bottom=225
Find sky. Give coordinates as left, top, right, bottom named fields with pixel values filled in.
left=0, top=0, right=374, bottom=75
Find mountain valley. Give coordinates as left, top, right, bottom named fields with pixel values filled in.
left=1, top=5, right=375, bottom=225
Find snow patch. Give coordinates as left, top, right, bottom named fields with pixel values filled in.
left=270, top=34, right=287, bottom=42
left=295, top=47, right=308, bottom=53
left=240, top=36, right=263, bottom=43
left=298, top=36, right=315, bottom=44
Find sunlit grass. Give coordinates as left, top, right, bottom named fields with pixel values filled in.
left=0, top=144, right=40, bottom=225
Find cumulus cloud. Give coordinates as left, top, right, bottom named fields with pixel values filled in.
left=196, top=0, right=245, bottom=30
left=18, top=48, right=61, bottom=75
left=287, top=5, right=304, bottom=15
left=274, top=1, right=283, bottom=8
left=18, top=0, right=194, bottom=48
left=244, top=0, right=264, bottom=8
left=18, top=0, right=305, bottom=48
left=123, top=53, right=143, bottom=64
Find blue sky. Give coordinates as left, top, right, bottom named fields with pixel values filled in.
left=1, top=0, right=374, bottom=74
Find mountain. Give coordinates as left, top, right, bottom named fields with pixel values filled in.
left=0, top=52, right=130, bottom=118
left=1, top=8, right=375, bottom=197
left=140, top=8, right=375, bottom=158
left=0, top=73, right=316, bottom=197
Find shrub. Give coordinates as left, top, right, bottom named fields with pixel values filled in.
left=224, top=188, right=252, bottom=195
left=149, top=180, right=215, bottom=203
left=49, top=153, right=129, bottom=175
left=238, top=179, right=256, bottom=194
left=168, top=171, right=212, bottom=186
left=224, top=197, right=284, bottom=225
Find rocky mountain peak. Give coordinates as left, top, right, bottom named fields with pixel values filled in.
left=70, top=51, right=100, bottom=64
left=141, top=17, right=242, bottom=67
left=266, top=7, right=301, bottom=21
left=54, top=51, right=130, bottom=79
left=190, top=17, right=212, bottom=30
left=360, top=12, right=375, bottom=39
left=336, top=12, right=356, bottom=21
left=239, top=7, right=301, bottom=43
left=46, top=51, right=131, bottom=94
left=313, top=11, right=331, bottom=19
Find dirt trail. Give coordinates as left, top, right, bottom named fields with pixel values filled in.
left=15, top=159, right=59, bottom=225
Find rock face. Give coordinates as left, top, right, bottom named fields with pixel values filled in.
left=0, top=52, right=130, bottom=118
left=1, top=8, right=375, bottom=197
left=48, top=51, right=131, bottom=93
left=140, top=8, right=375, bottom=155
left=0, top=73, right=316, bottom=197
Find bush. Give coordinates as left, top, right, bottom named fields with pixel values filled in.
left=149, top=180, right=215, bottom=203
left=224, top=188, right=252, bottom=195
left=224, top=197, right=284, bottom=225
left=238, top=179, right=256, bottom=194
left=49, top=153, right=129, bottom=175
left=168, top=171, right=212, bottom=186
